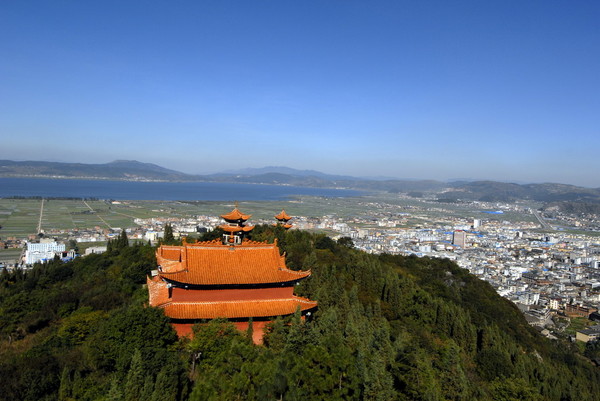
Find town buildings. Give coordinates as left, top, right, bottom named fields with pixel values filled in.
left=24, top=239, right=67, bottom=264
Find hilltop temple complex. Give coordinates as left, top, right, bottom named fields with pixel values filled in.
left=147, top=207, right=316, bottom=343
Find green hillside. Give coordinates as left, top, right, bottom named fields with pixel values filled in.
left=0, top=227, right=599, bottom=400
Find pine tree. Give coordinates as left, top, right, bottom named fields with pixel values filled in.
left=163, top=224, right=175, bottom=245
left=119, top=230, right=129, bottom=249
left=58, top=367, right=71, bottom=401
left=363, top=351, right=396, bottom=401
left=71, top=370, right=85, bottom=400
left=140, top=376, right=154, bottom=401
left=151, top=363, right=179, bottom=401
left=285, top=307, right=305, bottom=351
left=106, top=376, right=123, bottom=401
left=124, top=350, right=144, bottom=401
left=246, top=318, right=254, bottom=342
left=263, top=317, right=287, bottom=350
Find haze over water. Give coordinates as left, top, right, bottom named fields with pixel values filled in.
left=0, top=178, right=361, bottom=201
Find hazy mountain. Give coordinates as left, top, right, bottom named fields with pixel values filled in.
left=213, top=166, right=451, bottom=190
left=0, top=159, right=193, bottom=181
left=218, top=166, right=358, bottom=181
left=104, top=160, right=183, bottom=175
left=442, top=180, right=600, bottom=203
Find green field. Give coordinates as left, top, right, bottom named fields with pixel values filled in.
left=0, top=197, right=352, bottom=239
left=565, top=316, right=594, bottom=336
left=0, top=248, right=22, bottom=265
left=0, top=199, right=40, bottom=236
left=1, top=194, right=592, bottom=266
left=0, top=194, right=555, bottom=242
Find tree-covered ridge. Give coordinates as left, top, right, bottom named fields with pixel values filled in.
left=0, top=226, right=599, bottom=400
left=0, top=240, right=186, bottom=401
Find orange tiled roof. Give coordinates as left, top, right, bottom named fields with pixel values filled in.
left=160, top=247, right=182, bottom=260
left=275, top=210, right=292, bottom=221
left=157, top=245, right=187, bottom=273
left=160, top=296, right=317, bottom=319
left=156, top=242, right=311, bottom=285
left=220, top=208, right=251, bottom=221
left=147, top=275, right=171, bottom=307
left=219, top=224, right=254, bottom=233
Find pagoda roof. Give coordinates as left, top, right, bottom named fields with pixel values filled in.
left=275, top=210, right=292, bottom=221
left=147, top=275, right=171, bottom=307
left=159, top=297, right=317, bottom=319
left=219, top=224, right=255, bottom=233
left=220, top=208, right=251, bottom=221
left=156, top=241, right=311, bottom=286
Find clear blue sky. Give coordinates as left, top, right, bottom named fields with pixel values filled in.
left=1, top=1, right=599, bottom=186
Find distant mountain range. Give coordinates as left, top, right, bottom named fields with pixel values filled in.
left=0, top=160, right=186, bottom=181
left=220, top=166, right=358, bottom=181
left=2, top=159, right=599, bottom=207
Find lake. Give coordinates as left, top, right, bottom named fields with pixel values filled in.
left=0, top=178, right=362, bottom=201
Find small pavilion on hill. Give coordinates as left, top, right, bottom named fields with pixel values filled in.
left=147, top=207, right=317, bottom=343
left=274, top=209, right=293, bottom=230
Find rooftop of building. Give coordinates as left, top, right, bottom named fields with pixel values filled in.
left=156, top=239, right=311, bottom=286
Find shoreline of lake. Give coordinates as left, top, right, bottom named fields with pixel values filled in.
left=0, top=177, right=363, bottom=201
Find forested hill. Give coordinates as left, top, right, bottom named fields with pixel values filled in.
left=1, top=227, right=599, bottom=400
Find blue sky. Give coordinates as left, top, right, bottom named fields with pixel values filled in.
left=1, top=1, right=599, bottom=186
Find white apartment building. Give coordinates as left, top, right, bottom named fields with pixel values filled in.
left=25, top=240, right=66, bottom=265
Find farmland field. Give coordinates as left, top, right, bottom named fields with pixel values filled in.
left=0, top=194, right=544, bottom=239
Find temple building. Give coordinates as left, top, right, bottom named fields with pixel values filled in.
left=274, top=209, right=293, bottom=230
left=147, top=207, right=317, bottom=343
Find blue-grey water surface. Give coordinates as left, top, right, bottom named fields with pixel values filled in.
left=0, top=178, right=362, bottom=201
